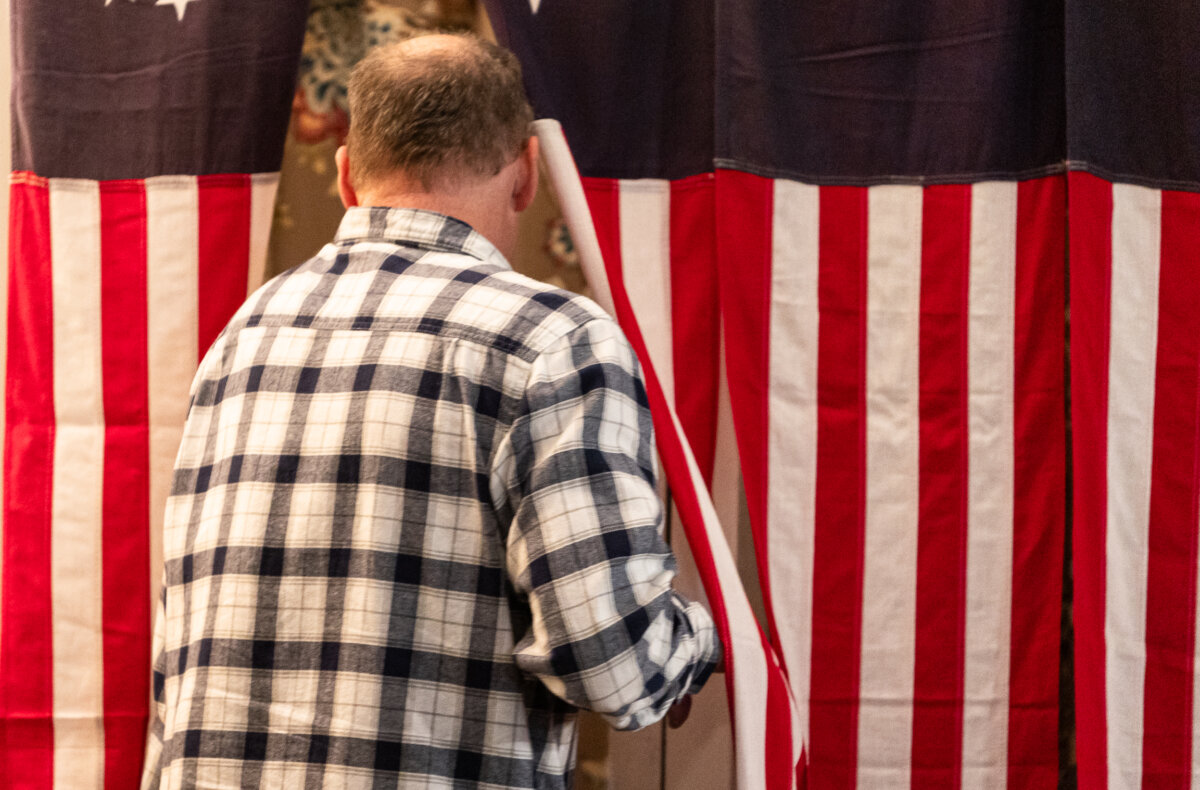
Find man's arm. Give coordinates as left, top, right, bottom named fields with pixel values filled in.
left=494, top=317, right=721, bottom=731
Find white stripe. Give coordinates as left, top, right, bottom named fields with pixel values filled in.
left=769, top=178, right=819, bottom=753
left=617, top=180, right=674, bottom=404
left=858, top=185, right=922, bottom=788
left=961, top=181, right=1017, bottom=789
left=1106, top=183, right=1160, bottom=790
left=145, top=176, right=201, bottom=638
left=671, top=403, right=776, bottom=789
left=248, top=174, right=280, bottom=294
left=48, top=178, right=106, bottom=789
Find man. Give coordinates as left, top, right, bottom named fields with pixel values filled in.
left=142, top=32, right=720, bottom=790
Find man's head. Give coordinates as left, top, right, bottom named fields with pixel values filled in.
left=336, top=34, right=539, bottom=258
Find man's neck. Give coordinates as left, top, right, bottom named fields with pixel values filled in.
left=356, top=178, right=516, bottom=260
left=336, top=140, right=537, bottom=262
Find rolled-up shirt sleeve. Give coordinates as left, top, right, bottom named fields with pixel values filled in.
left=493, top=317, right=721, bottom=731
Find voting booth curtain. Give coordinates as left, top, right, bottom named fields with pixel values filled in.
left=4, top=1, right=1200, bottom=787
left=489, top=3, right=1199, bottom=789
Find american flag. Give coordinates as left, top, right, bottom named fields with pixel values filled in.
left=1069, top=3, right=1200, bottom=787
left=2, top=1, right=306, bottom=786
left=537, top=124, right=803, bottom=790
left=1070, top=172, right=1200, bottom=790
left=487, top=0, right=1069, bottom=786
left=8, top=0, right=1200, bottom=787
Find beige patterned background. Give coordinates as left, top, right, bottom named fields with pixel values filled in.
left=265, top=1, right=587, bottom=297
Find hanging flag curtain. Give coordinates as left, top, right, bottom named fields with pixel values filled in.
left=7, top=0, right=1200, bottom=788
left=2, top=1, right=307, bottom=787
left=536, top=118, right=803, bottom=790
left=1068, top=3, right=1200, bottom=788
left=486, top=1, right=1069, bottom=787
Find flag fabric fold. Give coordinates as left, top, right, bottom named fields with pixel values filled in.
left=490, top=2, right=1068, bottom=786
left=537, top=118, right=803, bottom=790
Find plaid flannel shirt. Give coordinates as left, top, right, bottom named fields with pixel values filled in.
left=142, top=207, right=720, bottom=790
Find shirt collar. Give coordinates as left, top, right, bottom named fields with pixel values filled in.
left=334, top=206, right=511, bottom=270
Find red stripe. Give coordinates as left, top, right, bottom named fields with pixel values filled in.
left=580, top=179, right=627, bottom=326
left=99, top=181, right=152, bottom=788
left=197, top=175, right=252, bottom=357
left=669, top=174, right=719, bottom=489
left=808, top=185, right=868, bottom=790
left=2, top=175, right=56, bottom=789
left=581, top=179, right=626, bottom=332
left=588, top=173, right=797, bottom=786
left=712, top=169, right=781, bottom=648
left=1008, top=175, right=1067, bottom=787
left=763, top=630, right=795, bottom=790
left=911, top=184, right=971, bottom=789
left=1141, top=188, right=1200, bottom=789
left=714, top=168, right=794, bottom=787
left=1068, top=171, right=1112, bottom=790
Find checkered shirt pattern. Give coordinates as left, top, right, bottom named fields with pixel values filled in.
left=141, top=207, right=721, bottom=790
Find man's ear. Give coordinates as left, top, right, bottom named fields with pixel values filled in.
left=512, top=136, right=539, bottom=213
left=335, top=145, right=359, bottom=209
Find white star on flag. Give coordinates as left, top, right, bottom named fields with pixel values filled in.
left=157, top=0, right=199, bottom=21
left=103, top=0, right=199, bottom=21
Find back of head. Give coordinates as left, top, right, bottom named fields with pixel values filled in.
left=346, top=33, right=534, bottom=193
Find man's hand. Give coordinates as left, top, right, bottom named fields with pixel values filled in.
left=666, top=695, right=692, bottom=728
left=666, top=649, right=726, bottom=728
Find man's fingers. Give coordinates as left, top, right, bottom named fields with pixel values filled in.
left=666, top=695, right=692, bottom=729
